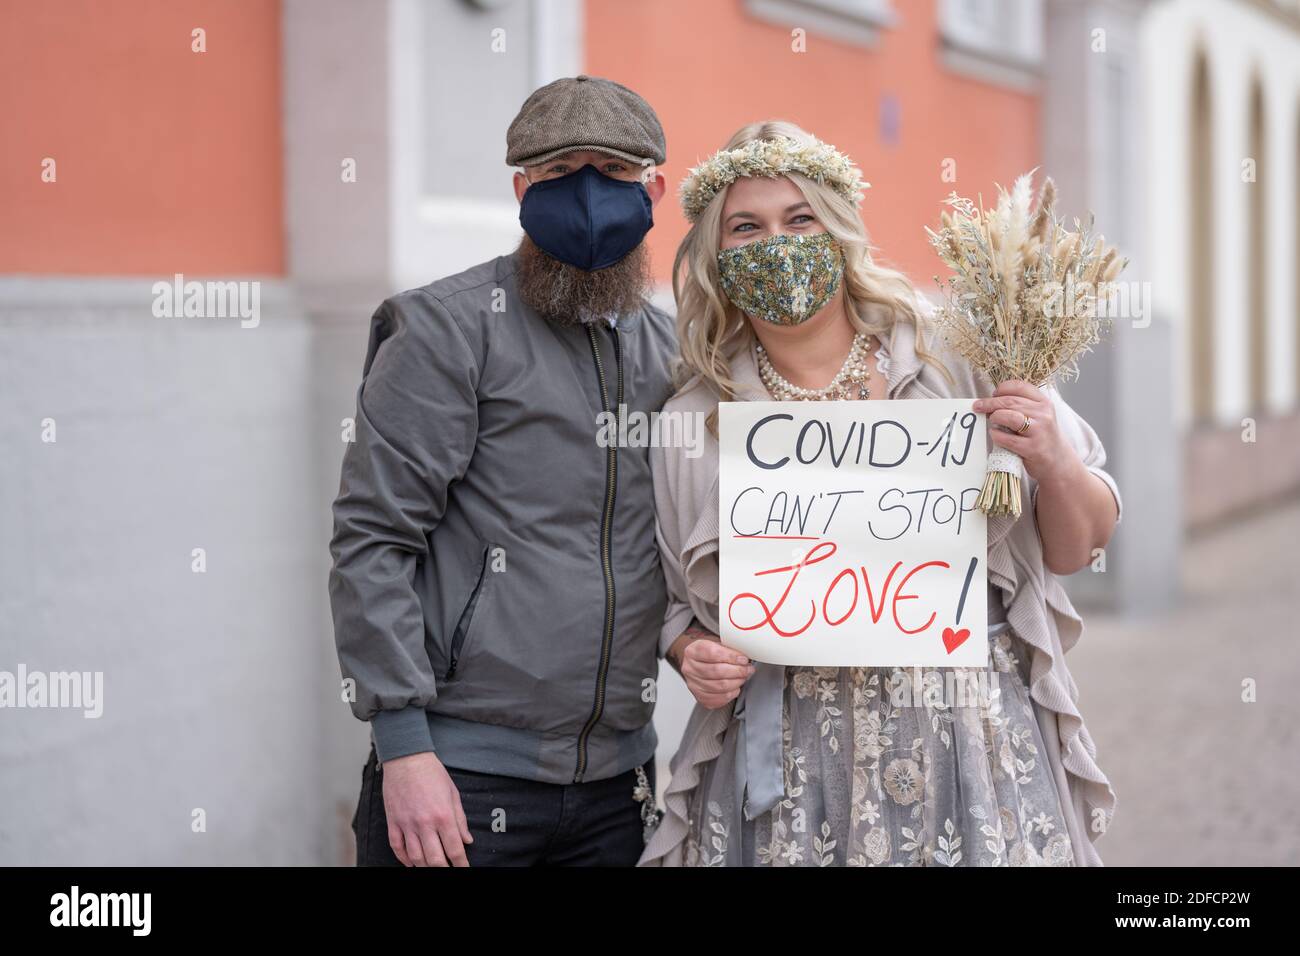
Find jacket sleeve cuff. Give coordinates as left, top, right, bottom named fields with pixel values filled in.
left=370, top=706, right=434, bottom=763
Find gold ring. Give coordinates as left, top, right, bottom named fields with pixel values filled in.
left=1017, top=415, right=1032, bottom=435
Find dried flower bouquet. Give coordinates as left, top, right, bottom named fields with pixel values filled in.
left=925, top=172, right=1127, bottom=517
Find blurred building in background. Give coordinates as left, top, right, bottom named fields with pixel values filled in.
left=1140, top=0, right=1300, bottom=530
left=2, top=0, right=1298, bottom=865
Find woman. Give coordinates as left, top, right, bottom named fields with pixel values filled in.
left=639, top=122, right=1122, bottom=867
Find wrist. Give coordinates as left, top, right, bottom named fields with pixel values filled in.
left=382, top=749, right=440, bottom=773
left=667, top=632, right=695, bottom=670
left=1034, top=445, right=1087, bottom=493
left=668, top=623, right=715, bottom=669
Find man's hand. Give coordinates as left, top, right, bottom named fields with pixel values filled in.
left=380, top=751, right=473, bottom=867
left=669, top=624, right=755, bottom=710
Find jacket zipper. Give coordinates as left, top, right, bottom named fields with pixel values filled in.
left=445, top=545, right=491, bottom=680
left=575, top=322, right=623, bottom=782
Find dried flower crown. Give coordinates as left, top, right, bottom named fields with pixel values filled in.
left=679, top=136, right=869, bottom=222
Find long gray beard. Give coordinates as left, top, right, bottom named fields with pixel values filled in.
left=514, top=234, right=652, bottom=326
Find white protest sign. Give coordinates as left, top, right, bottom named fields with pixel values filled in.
left=719, top=399, right=989, bottom=668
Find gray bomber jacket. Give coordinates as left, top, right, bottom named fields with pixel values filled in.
left=329, top=252, right=676, bottom=783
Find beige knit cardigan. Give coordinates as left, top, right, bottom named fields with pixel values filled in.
left=640, top=307, right=1122, bottom=866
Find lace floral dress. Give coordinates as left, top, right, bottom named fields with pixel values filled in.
left=678, top=344, right=1076, bottom=867
left=680, top=612, right=1075, bottom=866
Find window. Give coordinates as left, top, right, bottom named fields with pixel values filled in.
left=388, top=0, right=581, bottom=286
left=1189, top=52, right=1215, bottom=424
left=745, top=0, right=896, bottom=48
left=1294, top=109, right=1300, bottom=410
left=1247, top=79, right=1268, bottom=412
left=938, top=0, right=1043, bottom=87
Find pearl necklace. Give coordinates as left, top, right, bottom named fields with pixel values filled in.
left=755, top=331, right=876, bottom=402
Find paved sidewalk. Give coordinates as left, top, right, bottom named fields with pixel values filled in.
left=1067, top=496, right=1300, bottom=865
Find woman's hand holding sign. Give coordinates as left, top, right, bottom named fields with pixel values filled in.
left=669, top=621, right=757, bottom=710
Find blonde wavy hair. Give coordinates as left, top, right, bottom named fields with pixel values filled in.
left=672, top=121, right=952, bottom=427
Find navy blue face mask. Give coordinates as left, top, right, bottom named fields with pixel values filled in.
left=519, top=163, right=654, bottom=271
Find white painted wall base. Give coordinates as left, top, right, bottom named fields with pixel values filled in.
left=0, top=280, right=366, bottom=865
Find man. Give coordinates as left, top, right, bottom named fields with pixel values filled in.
left=329, top=76, right=676, bottom=867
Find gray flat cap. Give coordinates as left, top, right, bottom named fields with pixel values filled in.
left=506, top=75, right=666, bottom=167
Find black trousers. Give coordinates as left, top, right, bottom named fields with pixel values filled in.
left=352, top=746, right=654, bottom=867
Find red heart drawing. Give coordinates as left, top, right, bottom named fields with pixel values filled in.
left=942, top=626, right=971, bottom=654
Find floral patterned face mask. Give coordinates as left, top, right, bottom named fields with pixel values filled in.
left=716, top=232, right=845, bottom=326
